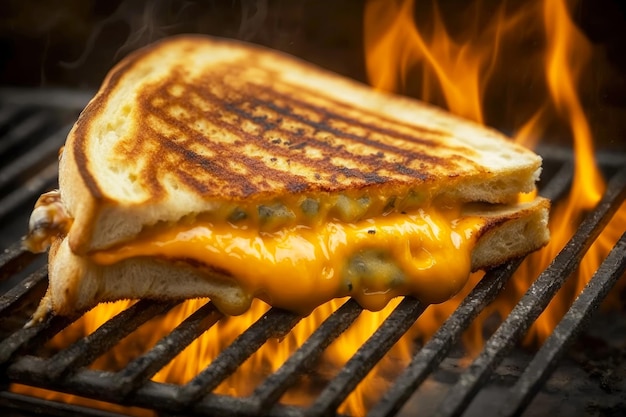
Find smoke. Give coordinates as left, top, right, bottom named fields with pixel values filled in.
left=238, top=0, right=268, bottom=41
left=58, top=0, right=302, bottom=72
left=60, top=0, right=197, bottom=69
left=0, top=0, right=334, bottom=88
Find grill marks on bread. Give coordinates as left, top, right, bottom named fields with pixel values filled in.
left=114, top=64, right=480, bottom=202
left=63, top=36, right=542, bottom=253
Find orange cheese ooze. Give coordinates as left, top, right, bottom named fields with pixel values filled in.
left=90, top=207, right=485, bottom=314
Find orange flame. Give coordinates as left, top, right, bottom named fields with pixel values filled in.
left=364, top=0, right=626, bottom=351
left=510, top=0, right=612, bottom=344
left=28, top=298, right=408, bottom=416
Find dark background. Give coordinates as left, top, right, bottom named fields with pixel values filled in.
left=0, top=1, right=366, bottom=89
left=0, top=0, right=624, bottom=150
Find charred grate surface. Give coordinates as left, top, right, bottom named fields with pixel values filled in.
left=499, top=231, right=626, bottom=417
left=432, top=165, right=626, bottom=417
left=0, top=89, right=626, bottom=417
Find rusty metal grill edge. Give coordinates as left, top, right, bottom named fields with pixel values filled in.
left=0, top=89, right=625, bottom=417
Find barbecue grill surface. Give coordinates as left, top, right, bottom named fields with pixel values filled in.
left=0, top=88, right=625, bottom=417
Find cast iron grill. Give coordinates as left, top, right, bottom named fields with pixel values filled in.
left=0, top=89, right=625, bottom=417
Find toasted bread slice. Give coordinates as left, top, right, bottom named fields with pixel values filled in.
left=31, top=197, right=549, bottom=321
left=60, top=35, right=542, bottom=254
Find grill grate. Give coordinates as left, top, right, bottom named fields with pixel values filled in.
left=0, top=89, right=625, bottom=417
left=434, top=167, right=626, bottom=417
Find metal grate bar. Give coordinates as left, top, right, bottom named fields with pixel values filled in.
left=0, top=161, right=58, bottom=223
left=498, top=231, right=626, bottom=417
left=0, top=265, right=47, bottom=318
left=111, top=300, right=223, bottom=397
left=0, top=313, right=76, bottom=365
left=192, top=393, right=321, bottom=417
left=5, top=359, right=312, bottom=417
left=43, top=299, right=179, bottom=381
left=537, top=144, right=626, bottom=169
left=434, top=166, right=626, bottom=417
left=177, top=307, right=303, bottom=405
left=0, top=390, right=136, bottom=417
left=0, top=88, right=94, bottom=111
left=537, top=159, right=573, bottom=202
left=247, top=298, right=364, bottom=414
left=0, top=112, right=55, bottom=157
left=0, top=104, right=24, bottom=133
left=0, top=123, right=69, bottom=191
left=367, top=259, right=522, bottom=417
left=7, top=356, right=136, bottom=404
left=306, top=298, right=426, bottom=417
left=366, top=154, right=575, bottom=417
left=0, top=241, right=39, bottom=282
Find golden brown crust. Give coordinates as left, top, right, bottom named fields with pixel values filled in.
left=60, top=34, right=543, bottom=253
left=59, top=125, right=99, bottom=254
left=123, top=67, right=481, bottom=201
left=471, top=197, right=550, bottom=270
left=73, top=38, right=486, bottom=202
left=471, top=197, right=551, bottom=242
left=40, top=236, right=252, bottom=321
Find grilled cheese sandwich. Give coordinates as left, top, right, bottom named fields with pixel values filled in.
left=24, top=35, right=550, bottom=320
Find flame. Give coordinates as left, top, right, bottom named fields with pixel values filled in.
left=364, top=0, right=626, bottom=350
left=11, top=384, right=154, bottom=416
left=19, top=297, right=407, bottom=416
left=12, top=1, right=626, bottom=416
left=509, top=0, right=614, bottom=344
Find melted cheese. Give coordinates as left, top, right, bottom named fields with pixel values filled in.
left=90, top=206, right=485, bottom=314
left=24, top=190, right=73, bottom=253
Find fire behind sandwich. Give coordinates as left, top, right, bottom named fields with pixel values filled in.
left=24, top=35, right=550, bottom=320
